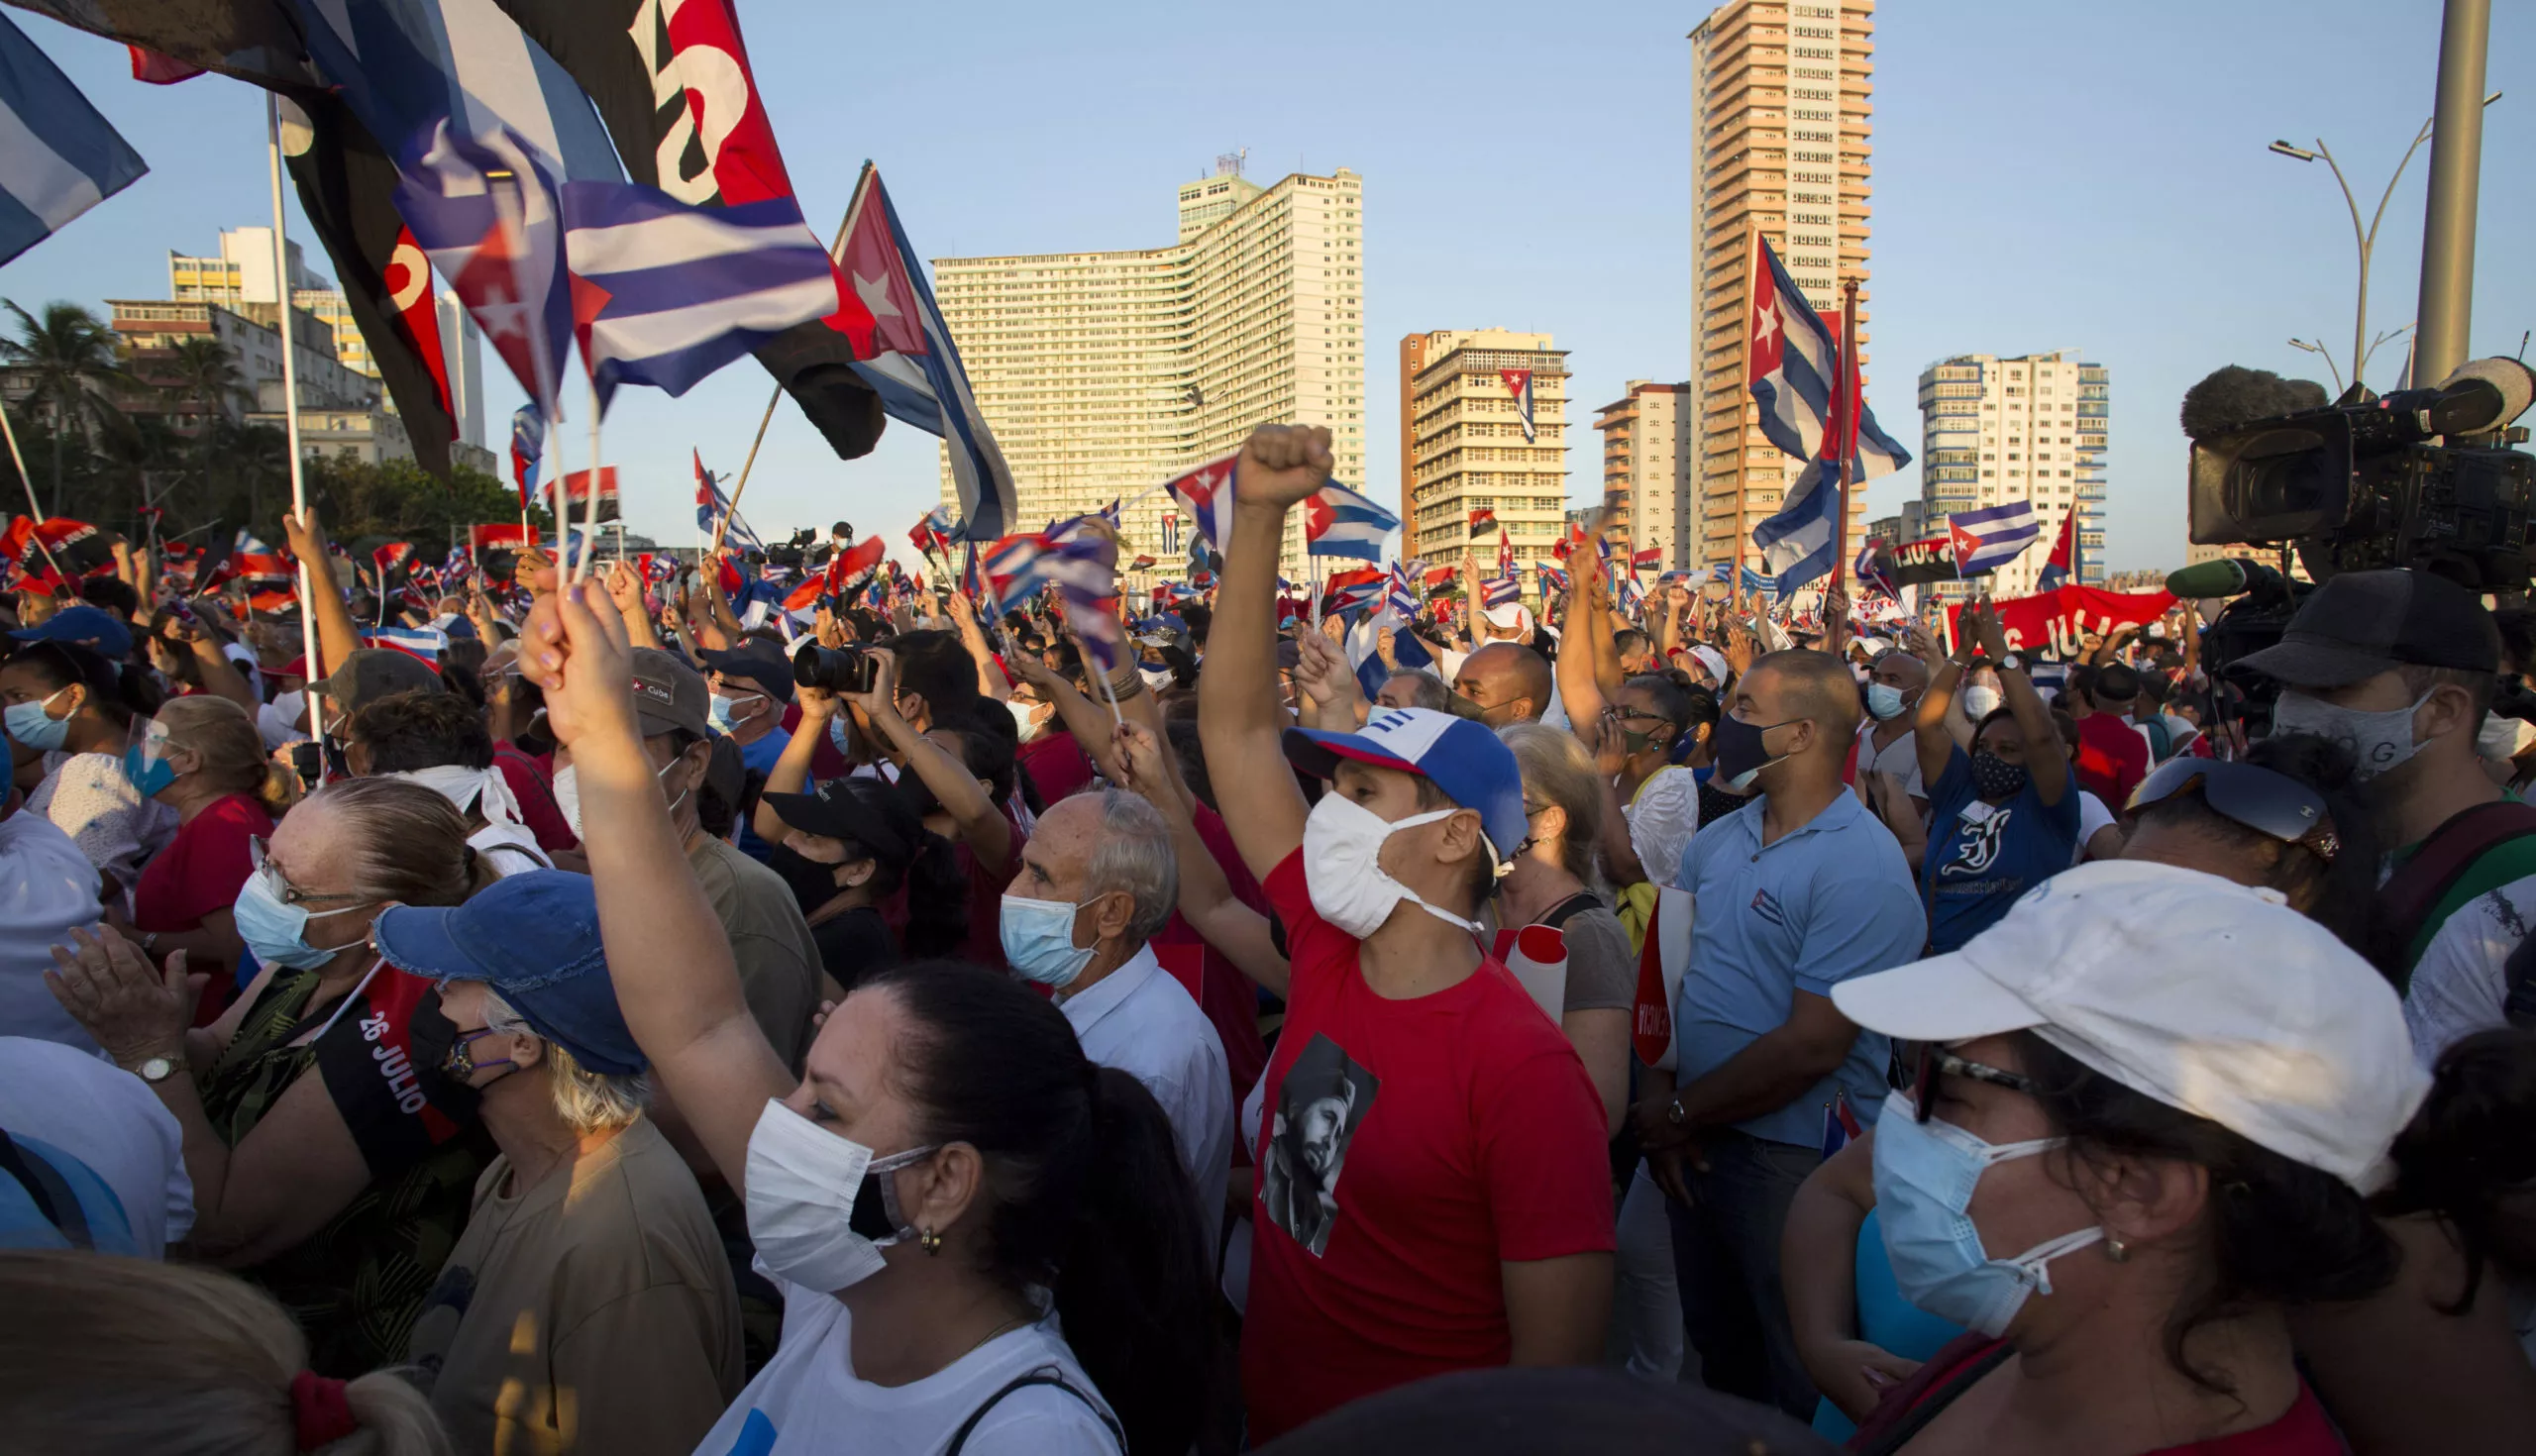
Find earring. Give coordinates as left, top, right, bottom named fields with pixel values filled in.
left=2104, top=1232, right=2129, bottom=1263
left=920, top=1226, right=941, bottom=1255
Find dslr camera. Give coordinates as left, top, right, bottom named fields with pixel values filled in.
left=792, top=641, right=879, bottom=695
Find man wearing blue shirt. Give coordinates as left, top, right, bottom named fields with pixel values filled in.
left=1637, top=649, right=1924, bottom=1417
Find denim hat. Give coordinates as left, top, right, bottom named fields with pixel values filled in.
left=370, top=870, right=646, bottom=1076
left=1283, top=705, right=1529, bottom=857
left=12, top=604, right=133, bottom=660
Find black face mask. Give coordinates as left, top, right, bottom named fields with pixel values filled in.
left=766, top=840, right=845, bottom=912
left=1970, top=751, right=2030, bottom=801
left=406, top=988, right=483, bottom=1120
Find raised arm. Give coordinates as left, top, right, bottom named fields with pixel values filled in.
left=520, top=581, right=792, bottom=1189
left=1291, top=621, right=1367, bottom=733
left=1556, top=563, right=1612, bottom=732
left=947, top=591, right=1011, bottom=700
left=1199, top=425, right=1332, bottom=883
left=853, top=647, right=1013, bottom=877
left=1914, top=632, right=1968, bottom=793
left=1977, top=600, right=2066, bottom=807
left=279, top=507, right=362, bottom=678
left=1112, top=718, right=1290, bottom=996
left=1463, top=548, right=1497, bottom=647
left=751, top=687, right=837, bottom=847
left=604, top=561, right=665, bottom=653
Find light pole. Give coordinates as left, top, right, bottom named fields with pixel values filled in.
left=2269, top=89, right=2498, bottom=393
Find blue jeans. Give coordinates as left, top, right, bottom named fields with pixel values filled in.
left=1661, top=1129, right=1822, bottom=1418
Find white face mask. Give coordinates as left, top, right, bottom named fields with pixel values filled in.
left=1009, top=697, right=1046, bottom=744
left=2477, top=711, right=2536, bottom=763
left=1960, top=684, right=2003, bottom=722
left=1301, top=793, right=1481, bottom=939
left=742, top=1099, right=938, bottom=1294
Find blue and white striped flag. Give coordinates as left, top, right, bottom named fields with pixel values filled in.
left=1947, top=500, right=2045, bottom=576
left=0, top=13, right=147, bottom=267
left=1303, top=480, right=1398, bottom=561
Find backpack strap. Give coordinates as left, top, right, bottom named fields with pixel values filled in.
left=1849, top=1338, right=2015, bottom=1456
left=2377, top=801, right=2536, bottom=969
left=1537, top=890, right=1604, bottom=931
left=943, top=1365, right=1122, bottom=1456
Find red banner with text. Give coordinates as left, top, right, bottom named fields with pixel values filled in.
left=1944, top=585, right=2175, bottom=660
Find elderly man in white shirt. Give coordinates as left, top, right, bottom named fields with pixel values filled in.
left=1001, top=787, right=1232, bottom=1249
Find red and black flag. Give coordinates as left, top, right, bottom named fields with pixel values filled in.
left=1, top=517, right=115, bottom=591
left=559, top=467, right=621, bottom=523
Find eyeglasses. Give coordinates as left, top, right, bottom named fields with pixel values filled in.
left=1911, top=1046, right=2040, bottom=1123
left=249, top=837, right=365, bottom=908
left=2125, top=757, right=2340, bottom=863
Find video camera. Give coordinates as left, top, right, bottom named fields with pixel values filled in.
left=764, top=528, right=817, bottom=571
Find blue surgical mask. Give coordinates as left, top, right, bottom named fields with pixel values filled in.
left=708, top=691, right=762, bottom=734
left=122, top=742, right=177, bottom=798
left=1864, top=682, right=1909, bottom=722
left=1871, top=1089, right=2104, bottom=1336
left=4, top=686, right=71, bottom=752
left=999, top=892, right=1098, bottom=988
left=231, top=873, right=370, bottom=972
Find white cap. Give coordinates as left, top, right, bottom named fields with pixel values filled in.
left=1684, top=645, right=1730, bottom=685
left=1832, top=860, right=2428, bottom=1192
left=1483, top=601, right=1532, bottom=634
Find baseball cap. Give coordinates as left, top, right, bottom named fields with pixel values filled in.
left=630, top=647, right=708, bottom=739
left=761, top=776, right=912, bottom=860
left=1483, top=601, right=1532, bottom=635
left=371, top=870, right=646, bottom=1076
left=12, top=604, right=132, bottom=660
left=2094, top=662, right=2141, bottom=701
left=1831, top=859, right=2429, bottom=1192
left=695, top=639, right=795, bottom=706
left=309, top=647, right=442, bottom=712
left=2238, top=568, right=2500, bottom=687
left=1283, top=706, right=1529, bottom=856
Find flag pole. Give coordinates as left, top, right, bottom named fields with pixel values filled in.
left=267, top=93, right=323, bottom=741
left=573, top=369, right=602, bottom=585
left=1735, top=223, right=1758, bottom=585
left=0, top=399, right=70, bottom=582
left=1834, top=277, right=1860, bottom=598
left=718, top=192, right=860, bottom=555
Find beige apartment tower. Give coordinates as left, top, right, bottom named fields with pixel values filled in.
left=931, top=162, right=1366, bottom=579
left=1912, top=351, right=2109, bottom=599
left=1595, top=381, right=1694, bottom=570
left=1402, top=330, right=1569, bottom=576
left=1688, top=0, right=1879, bottom=583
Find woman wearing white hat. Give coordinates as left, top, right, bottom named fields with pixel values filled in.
left=1833, top=859, right=2427, bottom=1455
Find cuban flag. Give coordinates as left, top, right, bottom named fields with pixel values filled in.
left=1821, top=1093, right=1865, bottom=1160
left=561, top=181, right=843, bottom=408
left=1321, top=568, right=1387, bottom=617
left=1482, top=575, right=1522, bottom=610
left=367, top=624, right=448, bottom=659
left=1949, top=500, right=2044, bottom=577
left=1710, top=563, right=1779, bottom=600
left=442, top=545, right=473, bottom=582
left=1536, top=563, right=1571, bottom=597
left=837, top=163, right=1017, bottom=541
left=1304, top=480, right=1398, bottom=561
left=0, top=13, right=149, bottom=268
left=1500, top=368, right=1537, bottom=444
left=1160, top=511, right=1181, bottom=558
left=509, top=405, right=543, bottom=507
left=910, top=505, right=955, bottom=560
left=2036, top=508, right=2080, bottom=591
left=1165, top=454, right=1240, bottom=557
left=397, top=124, right=573, bottom=422
left=1045, top=529, right=1123, bottom=676
left=1855, top=538, right=1898, bottom=599
left=692, top=451, right=763, bottom=554
left=980, top=531, right=1054, bottom=614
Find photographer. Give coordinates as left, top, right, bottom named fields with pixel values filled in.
left=2238, top=570, right=2535, bottom=990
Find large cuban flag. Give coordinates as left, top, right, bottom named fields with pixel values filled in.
left=1948, top=500, right=2044, bottom=576
left=0, top=13, right=148, bottom=267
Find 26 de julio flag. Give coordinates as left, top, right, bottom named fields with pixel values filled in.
left=1467, top=507, right=1497, bottom=540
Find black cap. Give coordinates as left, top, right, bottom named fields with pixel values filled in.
left=696, top=639, right=796, bottom=705
left=2239, top=569, right=2500, bottom=688
left=1250, top=1368, right=1836, bottom=1456
left=760, top=776, right=911, bottom=861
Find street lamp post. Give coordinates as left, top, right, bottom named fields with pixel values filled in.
left=2269, top=89, right=2497, bottom=393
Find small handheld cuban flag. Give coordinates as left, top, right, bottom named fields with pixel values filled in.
left=1482, top=575, right=1522, bottom=610
left=1500, top=368, right=1537, bottom=444
left=1536, top=563, right=1571, bottom=597
left=1948, top=500, right=2044, bottom=577
left=510, top=406, right=544, bottom=508
left=1855, top=538, right=1898, bottom=599
left=1303, top=480, right=1398, bottom=562
left=1821, top=1092, right=1864, bottom=1160
left=1164, top=455, right=1239, bottom=555
left=0, top=12, right=149, bottom=268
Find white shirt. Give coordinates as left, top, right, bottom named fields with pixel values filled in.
left=28, top=750, right=176, bottom=892
left=0, top=811, right=110, bottom=1054
left=2074, top=790, right=2116, bottom=865
left=0, top=1035, right=194, bottom=1256
left=1854, top=717, right=1926, bottom=801
left=1058, top=944, right=1232, bottom=1253
left=696, top=1281, right=1117, bottom=1455
left=2404, top=874, right=2536, bottom=1067
left=1624, top=766, right=1701, bottom=891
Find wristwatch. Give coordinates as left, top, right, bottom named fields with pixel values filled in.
left=132, top=1055, right=177, bottom=1085
left=1666, top=1096, right=1686, bottom=1126
left=1999, top=653, right=2024, bottom=673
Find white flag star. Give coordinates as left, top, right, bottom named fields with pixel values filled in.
left=853, top=269, right=903, bottom=320
left=1751, top=295, right=1780, bottom=350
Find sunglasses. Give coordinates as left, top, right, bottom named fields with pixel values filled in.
left=2125, top=757, right=2339, bottom=863
left=1910, top=1046, right=2040, bottom=1123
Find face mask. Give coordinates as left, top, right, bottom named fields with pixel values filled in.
left=1302, top=793, right=1481, bottom=939
left=232, top=873, right=369, bottom=971
left=4, top=686, right=71, bottom=752
left=828, top=714, right=855, bottom=758
left=2479, top=712, right=2536, bottom=763
left=1712, top=711, right=1801, bottom=791
left=708, top=691, right=763, bottom=734
left=1960, top=685, right=2004, bottom=722
left=122, top=743, right=178, bottom=798
left=1140, top=667, right=1175, bottom=692
left=1000, top=892, right=1099, bottom=988
left=553, top=764, right=581, bottom=839
left=743, top=1098, right=938, bottom=1293
left=768, top=840, right=847, bottom=912
left=1864, top=682, right=1910, bottom=722
left=1009, top=698, right=1046, bottom=744
left=1969, top=751, right=2028, bottom=800
left=2272, top=688, right=2431, bottom=780
left=408, top=988, right=487, bottom=1118
left=1872, top=1091, right=2104, bottom=1336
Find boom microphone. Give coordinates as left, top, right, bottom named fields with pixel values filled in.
left=2165, top=557, right=2289, bottom=600
left=2178, top=366, right=2331, bottom=442
left=2425, top=357, right=2536, bottom=438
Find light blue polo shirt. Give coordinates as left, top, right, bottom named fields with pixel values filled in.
left=1672, top=790, right=1925, bottom=1149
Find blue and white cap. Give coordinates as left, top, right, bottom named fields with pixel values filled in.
left=1282, top=707, right=1529, bottom=857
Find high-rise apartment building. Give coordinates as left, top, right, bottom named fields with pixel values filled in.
left=1594, top=380, right=1694, bottom=569
left=1402, top=330, right=1568, bottom=575
left=931, top=162, right=1367, bottom=579
left=1688, top=0, right=1879, bottom=582
left=1911, top=351, right=2108, bottom=599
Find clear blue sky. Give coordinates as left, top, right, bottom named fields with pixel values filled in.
left=6, top=0, right=2531, bottom=572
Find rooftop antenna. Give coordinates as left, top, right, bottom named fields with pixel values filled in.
left=1215, top=148, right=1247, bottom=177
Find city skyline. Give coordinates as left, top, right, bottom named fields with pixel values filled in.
left=0, top=1, right=2529, bottom=576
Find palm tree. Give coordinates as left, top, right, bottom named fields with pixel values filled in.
left=1, top=299, right=135, bottom=514
left=161, top=334, right=250, bottom=518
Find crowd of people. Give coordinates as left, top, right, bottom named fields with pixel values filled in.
left=3, top=421, right=2535, bottom=1455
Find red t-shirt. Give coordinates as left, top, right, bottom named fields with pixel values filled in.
left=2072, top=711, right=2149, bottom=807
left=490, top=744, right=577, bottom=853
left=1017, top=730, right=1096, bottom=807
left=1150, top=802, right=1272, bottom=1108
left=1851, top=1334, right=2344, bottom=1454
left=134, top=792, right=272, bottom=935
left=1239, top=850, right=1616, bottom=1441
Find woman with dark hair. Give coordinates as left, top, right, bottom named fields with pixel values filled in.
left=521, top=583, right=1217, bottom=1456
left=2, top=639, right=171, bottom=892
left=1830, top=860, right=2422, bottom=1453
left=2286, top=1027, right=2536, bottom=1453
left=2118, top=733, right=2377, bottom=954
left=1913, top=600, right=2077, bottom=954
left=760, top=765, right=969, bottom=983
